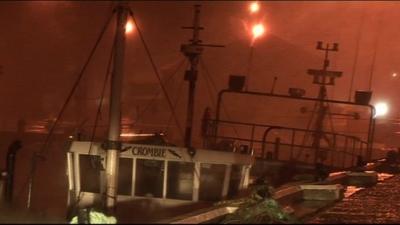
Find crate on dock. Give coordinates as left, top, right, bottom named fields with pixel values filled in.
left=346, top=171, right=378, bottom=187
left=300, top=184, right=344, bottom=201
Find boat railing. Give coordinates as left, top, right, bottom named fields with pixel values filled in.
left=261, top=126, right=368, bottom=169
left=214, top=89, right=376, bottom=162
left=205, top=119, right=368, bottom=169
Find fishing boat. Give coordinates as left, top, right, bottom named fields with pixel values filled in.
left=65, top=3, right=253, bottom=222
left=59, top=2, right=383, bottom=223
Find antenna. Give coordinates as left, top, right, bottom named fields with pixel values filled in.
left=307, top=41, right=342, bottom=164
left=348, top=9, right=366, bottom=101
left=308, top=41, right=342, bottom=87
left=181, top=5, right=224, bottom=156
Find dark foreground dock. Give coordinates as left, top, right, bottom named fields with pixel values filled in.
left=309, top=174, right=400, bottom=224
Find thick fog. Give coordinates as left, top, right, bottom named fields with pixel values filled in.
left=0, top=1, right=398, bottom=145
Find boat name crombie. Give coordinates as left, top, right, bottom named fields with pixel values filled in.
left=131, top=146, right=166, bottom=157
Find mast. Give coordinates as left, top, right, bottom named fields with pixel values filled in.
left=182, top=5, right=202, bottom=153
left=181, top=5, right=223, bottom=153
left=307, top=41, right=342, bottom=164
left=105, top=2, right=128, bottom=212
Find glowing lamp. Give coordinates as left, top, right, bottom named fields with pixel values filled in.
left=249, top=2, right=260, bottom=13
left=125, top=21, right=134, bottom=33
left=374, top=102, right=389, bottom=118
left=252, top=23, right=265, bottom=40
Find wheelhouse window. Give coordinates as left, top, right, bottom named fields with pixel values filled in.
left=228, top=165, right=242, bottom=198
left=199, top=163, right=226, bottom=201
left=167, top=161, right=194, bottom=200
left=135, top=159, right=164, bottom=198
left=79, top=155, right=101, bottom=193
left=118, top=158, right=133, bottom=195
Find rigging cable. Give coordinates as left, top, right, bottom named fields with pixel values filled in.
left=128, top=8, right=184, bottom=140
left=348, top=8, right=366, bottom=101
left=296, top=96, right=337, bottom=161
left=134, top=58, right=186, bottom=123
left=67, top=6, right=117, bottom=215
left=200, top=58, right=241, bottom=139
left=326, top=103, right=336, bottom=134
left=164, top=69, right=186, bottom=135
left=87, top=29, right=116, bottom=157
left=18, top=8, right=116, bottom=209
left=67, top=29, right=116, bottom=216
left=200, top=61, right=217, bottom=107
left=39, top=10, right=115, bottom=157
left=296, top=98, right=318, bottom=160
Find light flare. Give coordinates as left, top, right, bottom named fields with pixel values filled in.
left=252, top=23, right=265, bottom=40
left=249, top=2, right=260, bottom=13
left=374, top=102, right=389, bottom=118
left=125, top=21, right=134, bottom=33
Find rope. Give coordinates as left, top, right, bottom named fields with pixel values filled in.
left=200, top=58, right=241, bottom=139
left=70, top=4, right=125, bottom=212
left=199, top=59, right=218, bottom=102
left=326, top=103, right=336, bottom=134
left=16, top=7, right=116, bottom=208
left=200, top=62, right=217, bottom=107
left=87, top=30, right=116, bottom=156
left=296, top=90, right=338, bottom=161
left=164, top=73, right=186, bottom=134
left=68, top=8, right=117, bottom=215
left=39, top=10, right=115, bottom=157
left=296, top=97, right=318, bottom=160
left=128, top=8, right=184, bottom=140
left=134, top=59, right=186, bottom=123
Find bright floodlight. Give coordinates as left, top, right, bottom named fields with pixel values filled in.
left=252, top=23, right=265, bottom=39
left=125, top=21, right=134, bottom=33
left=392, top=72, right=398, bottom=78
left=374, top=102, right=389, bottom=118
left=249, top=2, right=260, bottom=13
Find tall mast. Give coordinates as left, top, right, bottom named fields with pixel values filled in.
left=105, top=2, right=128, bottom=212
left=181, top=5, right=223, bottom=153
left=182, top=5, right=202, bottom=153
left=307, top=41, right=342, bottom=164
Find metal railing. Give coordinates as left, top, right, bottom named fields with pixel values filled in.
left=205, top=119, right=368, bottom=170
left=215, top=89, right=376, bottom=161
left=261, top=126, right=368, bottom=169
